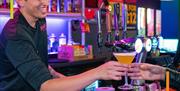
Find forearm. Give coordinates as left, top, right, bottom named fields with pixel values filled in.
left=40, top=68, right=98, bottom=91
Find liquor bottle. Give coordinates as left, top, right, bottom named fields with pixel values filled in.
left=75, top=0, right=81, bottom=13
left=2, top=0, right=6, bottom=8
left=71, top=0, right=75, bottom=12
left=49, top=33, right=57, bottom=52
left=5, top=0, right=9, bottom=8
left=51, top=0, right=57, bottom=12
left=67, top=0, right=72, bottom=12
left=0, top=0, right=2, bottom=8
left=59, top=33, right=66, bottom=47
left=60, top=0, right=64, bottom=13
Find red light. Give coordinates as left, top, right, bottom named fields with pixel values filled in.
left=85, top=8, right=97, bottom=20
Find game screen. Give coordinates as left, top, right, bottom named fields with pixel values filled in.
left=156, top=10, right=162, bottom=36
left=137, top=7, right=146, bottom=37
left=147, top=8, right=154, bottom=37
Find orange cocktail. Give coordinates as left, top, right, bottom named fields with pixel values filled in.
left=113, top=52, right=136, bottom=64
left=113, top=52, right=136, bottom=90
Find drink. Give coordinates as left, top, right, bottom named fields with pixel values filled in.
left=113, top=52, right=136, bottom=64
left=113, top=52, right=136, bottom=90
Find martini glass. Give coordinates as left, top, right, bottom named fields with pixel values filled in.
left=113, top=52, right=136, bottom=90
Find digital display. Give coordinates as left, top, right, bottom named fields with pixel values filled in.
left=85, top=0, right=98, bottom=8
left=156, top=10, right=161, bottom=36
left=137, top=7, right=146, bottom=37
left=160, top=39, right=179, bottom=53
left=147, top=8, right=154, bottom=37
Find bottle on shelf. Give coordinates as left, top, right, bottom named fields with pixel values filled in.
left=6, top=0, right=9, bottom=8
left=59, top=0, right=64, bottom=13
left=48, top=33, right=58, bottom=53
left=66, top=0, right=72, bottom=13
left=51, top=0, right=57, bottom=12
left=0, top=0, right=2, bottom=8
left=2, top=0, right=7, bottom=8
left=59, top=33, right=67, bottom=47
left=71, top=0, right=75, bottom=12
left=74, top=0, right=81, bottom=13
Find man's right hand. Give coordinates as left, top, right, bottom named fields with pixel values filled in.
left=128, top=63, right=166, bottom=81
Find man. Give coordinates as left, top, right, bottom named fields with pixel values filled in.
left=128, top=63, right=180, bottom=90
left=0, top=0, right=129, bottom=91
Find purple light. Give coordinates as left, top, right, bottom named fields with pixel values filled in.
left=0, top=15, right=10, bottom=33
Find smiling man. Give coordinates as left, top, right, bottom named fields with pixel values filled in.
left=0, top=0, right=129, bottom=91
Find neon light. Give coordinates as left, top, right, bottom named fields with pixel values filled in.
left=10, top=0, right=13, bottom=19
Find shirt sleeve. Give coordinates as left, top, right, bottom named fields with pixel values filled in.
left=5, top=39, right=53, bottom=91
left=168, top=68, right=180, bottom=90
left=161, top=68, right=180, bottom=90
left=173, top=40, right=180, bottom=67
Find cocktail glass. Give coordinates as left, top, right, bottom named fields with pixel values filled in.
left=113, top=52, right=136, bottom=90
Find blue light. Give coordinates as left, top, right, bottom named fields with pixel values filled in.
left=46, top=17, right=68, bottom=37
left=0, top=15, right=68, bottom=36
left=0, top=15, right=10, bottom=33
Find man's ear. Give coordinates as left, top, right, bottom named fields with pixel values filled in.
left=16, top=0, right=25, bottom=8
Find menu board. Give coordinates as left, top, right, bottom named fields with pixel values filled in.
left=147, top=8, right=154, bottom=37
left=126, top=4, right=137, bottom=31
left=156, top=10, right=161, bottom=36
left=137, top=7, right=146, bottom=37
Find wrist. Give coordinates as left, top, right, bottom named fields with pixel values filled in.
left=161, top=67, right=166, bottom=81
left=89, top=67, right=101, bottom=80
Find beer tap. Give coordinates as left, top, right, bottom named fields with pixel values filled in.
left=97, top=0, right=109, bottom=48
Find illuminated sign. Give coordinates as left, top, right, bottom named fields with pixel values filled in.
left=126, top=4, right=137, bottom=31
left=137, top=7, right=146, bottom=37
left=147, top=8, right=154, bottom=37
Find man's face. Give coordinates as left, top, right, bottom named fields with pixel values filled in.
left=22, top=0, right=50, bottom=19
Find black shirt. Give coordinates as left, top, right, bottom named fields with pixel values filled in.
left=0, top=10, right=53, bottom=91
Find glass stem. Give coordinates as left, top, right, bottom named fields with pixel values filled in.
left=125, top=71, right=128, bottom=85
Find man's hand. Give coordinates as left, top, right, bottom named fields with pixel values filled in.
left=128, top=63, right=166, bottom=81
left=92, top=61, right=129, bottom=80
left=48, top=65, right=66, bottom=78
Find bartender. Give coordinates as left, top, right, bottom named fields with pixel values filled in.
left=0, top=0, right=129, bottom=91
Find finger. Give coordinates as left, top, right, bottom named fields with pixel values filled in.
left=112, top=76, right=122, bottom=80
left=111, top=70, right=126, bottom=76
left=109, top=71, right=124, bottom=80
left=130, top=63, right=141, bottom=68
left=130, top=76, right=143, bottom=80
left=112, top=66, right=129, bottom=72
left=128, top=72, right=141, bottom=77
left=128, top=67, right=140, bottom=73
